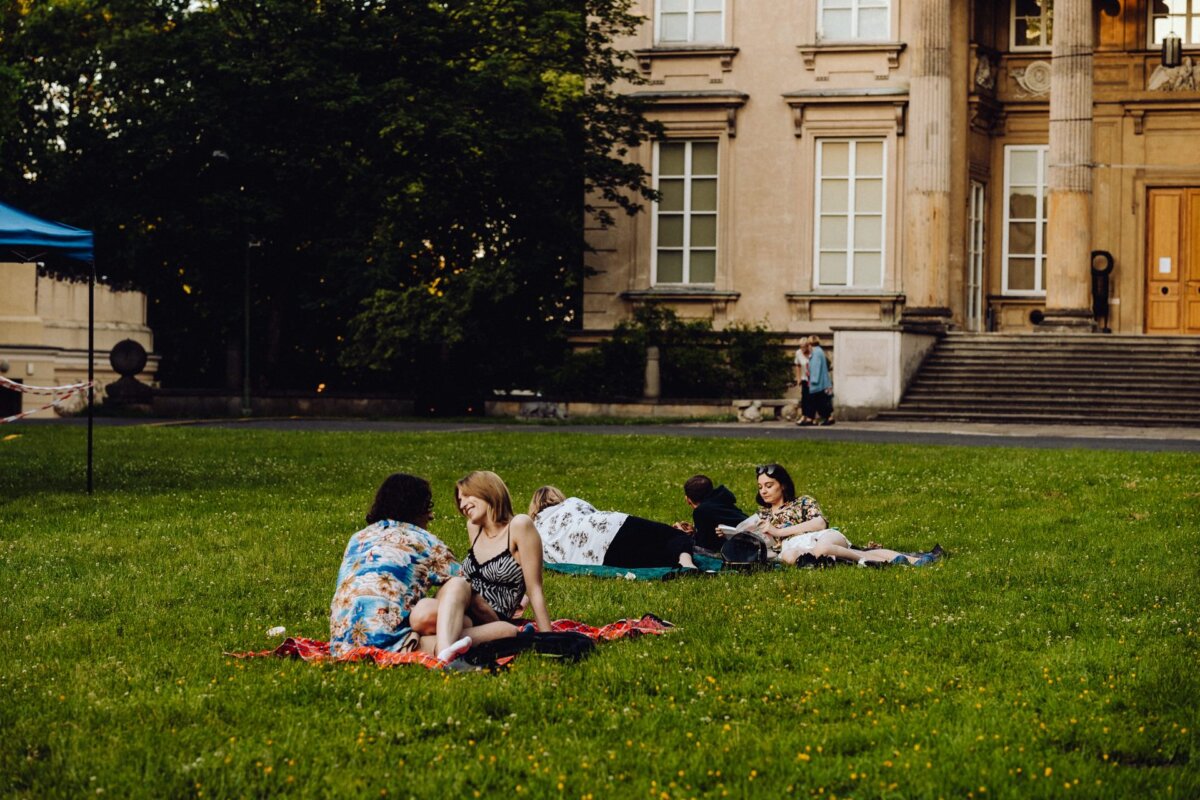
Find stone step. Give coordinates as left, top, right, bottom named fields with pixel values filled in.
left=874, top=410, right=1200, bottom=427
left=902, top=386, right=1200, bottom=402
left=916, top=373, right=1200, bottom=387
left=941, top=333, right=1199, bottom=344
left=880, top=333, right=1200, bottom=426
left=916, top=362, right=1200, bottom=376
left=897, top=393, right=1200, bottom=412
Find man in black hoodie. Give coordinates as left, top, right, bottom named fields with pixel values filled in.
left=680, top=474, right=750, bottom=552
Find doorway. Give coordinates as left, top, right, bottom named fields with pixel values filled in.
left=1146, top=188, right=1200, bottom=334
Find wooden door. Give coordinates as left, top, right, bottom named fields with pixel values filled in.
left=1147, top=188, right=1200, bottom=334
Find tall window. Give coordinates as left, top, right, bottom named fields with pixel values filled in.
left=818, top=0, right=890, bottom=41
left=1151, top=0, right=1200, bottom=45
left=814, top=139, right=886, bottom=289
left=967, top=180, right=986, bottom=331
left=654, top=141, right=718, bottom=285
left=657, top=0, right=724, bottom=45
left=1002, top=146, right=1048, bottom=295
left=1012, top=0, right=1053, bottom=49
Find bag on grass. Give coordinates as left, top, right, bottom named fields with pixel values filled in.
left=720, top=531, right=771, bottom=569
left=461, top=631, right=595, bottom=668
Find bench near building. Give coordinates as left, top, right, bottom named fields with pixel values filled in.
left=582, top=1, right=1200, bottom=419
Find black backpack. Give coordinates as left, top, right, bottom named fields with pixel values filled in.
left=461, top=631, right=595, bottom=670
left=720, top=531, right=771, bottom=569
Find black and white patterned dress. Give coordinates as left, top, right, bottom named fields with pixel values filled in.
left=461, top=525, right=526, bottom=619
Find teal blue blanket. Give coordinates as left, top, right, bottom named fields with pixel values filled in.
left=545, top=553, right=726, bottom=581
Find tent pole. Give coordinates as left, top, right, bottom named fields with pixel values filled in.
left=87, top=260, right=95, bottom=494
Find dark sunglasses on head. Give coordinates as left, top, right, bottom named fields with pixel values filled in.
left=756, top=464, right=776, bottom=476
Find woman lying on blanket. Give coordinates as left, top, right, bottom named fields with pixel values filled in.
left=529, top=486, right=701, bottom=571
left=415, top=471, right=553, bottom=663
left=329, top=472, right=520, bottom=661
left=752, top=463, right=939, bottom=567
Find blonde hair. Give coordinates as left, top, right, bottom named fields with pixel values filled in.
left=455, top=470, right=514, bottom=525
left=528, top=485, right=566, bottom=518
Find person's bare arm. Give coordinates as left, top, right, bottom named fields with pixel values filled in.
left=512, top=515, right=552, bottom=632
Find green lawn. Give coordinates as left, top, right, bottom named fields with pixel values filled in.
left=1, top=425, right=1197, bottom=799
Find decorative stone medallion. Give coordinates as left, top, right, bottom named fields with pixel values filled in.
left=1013, top=60, right=1052, bottom=96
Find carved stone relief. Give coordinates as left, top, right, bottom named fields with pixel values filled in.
left=1148, top=57, right=1200, bottom=91
left=974, top=51, right=997, bottom=91
left=1012, top=60, right=1052, bottom=96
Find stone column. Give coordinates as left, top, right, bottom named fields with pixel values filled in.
left=900, top=0, right=953, bottom=332
left=1042, top=0, right=1095, bottom=330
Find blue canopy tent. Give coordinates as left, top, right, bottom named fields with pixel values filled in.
left=0, top=201, right=98, bottom=493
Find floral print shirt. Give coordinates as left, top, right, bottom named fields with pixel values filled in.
left=534, top=497, right=628, bottom=565
left=759, top=495, right=825, bottom=531
left=329, top=520, right=460, bottom=656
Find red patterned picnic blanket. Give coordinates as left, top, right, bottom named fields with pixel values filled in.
left=226, top=614, right=674, bottom=670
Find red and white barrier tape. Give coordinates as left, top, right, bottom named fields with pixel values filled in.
left=0, top=375, right=94, bottom=395
left=0, top=377, right=96, bottom=424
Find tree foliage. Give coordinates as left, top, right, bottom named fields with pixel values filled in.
left=0, top=0, right=658, bottom=398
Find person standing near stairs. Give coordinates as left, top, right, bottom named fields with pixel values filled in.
left=806, top=336, right=835, bottom=425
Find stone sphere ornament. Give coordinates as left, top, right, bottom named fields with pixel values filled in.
left=109, top=339, right=148, bottom=377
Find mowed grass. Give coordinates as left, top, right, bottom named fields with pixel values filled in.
left=1, top=425, right=1197, bottom=799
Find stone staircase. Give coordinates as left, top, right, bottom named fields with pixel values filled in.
left=874, top=333, right=1200, bottom=426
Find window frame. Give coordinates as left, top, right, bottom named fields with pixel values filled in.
left=1010, top=0, right=1053, bottom=52
left=816, top=0, right=892, bottom=43
left=651, top=139, right=720, bottom=287
left=655, top=0, right=726, bottom=46
left=1149, top=0, right=1200, bottom=47
left=812, top=138, right=888, bottom=290
left=967, top=179, right=987, bottom=331
left=1001, top=145, right=1049, bottom=297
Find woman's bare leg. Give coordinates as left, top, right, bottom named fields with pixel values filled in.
left=678, top=552, right=697, bottom=569
left=410, top=597, right=472, bottom=636
left=434, top=577, right=474, bottom=654
left=418, top=621, right=519, bottom=655
left=812, top=543, right=913, bottom=565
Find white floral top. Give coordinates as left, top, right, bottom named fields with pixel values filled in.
left=533, top=497, right=628, bottom=565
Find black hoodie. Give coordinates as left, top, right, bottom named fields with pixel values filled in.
left=692, top=485, right=749, bottom=552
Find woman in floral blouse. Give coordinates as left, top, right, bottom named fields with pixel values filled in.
left=753, top=463, right=936, bottom=566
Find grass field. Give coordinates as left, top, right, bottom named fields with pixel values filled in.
left=1, top=424, right=1197, bottom=799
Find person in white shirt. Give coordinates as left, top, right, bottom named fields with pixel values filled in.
left=528, top=486, right=699, bottom=570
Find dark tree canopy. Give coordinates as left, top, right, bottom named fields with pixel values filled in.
left=0, top=0, right=658, bottom=400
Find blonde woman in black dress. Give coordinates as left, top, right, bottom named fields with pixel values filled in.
left=429, top=470, right=551, bottom=662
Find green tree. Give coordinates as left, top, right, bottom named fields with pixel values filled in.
left=0, top=0, right=659, bottom=400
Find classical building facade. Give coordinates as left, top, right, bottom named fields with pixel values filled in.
left=584, top=1, right=1200, bottom=360
left=0, top=262, right=157, bottom=416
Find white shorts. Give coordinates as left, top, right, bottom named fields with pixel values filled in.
left=778, top=528, right=851, bottom=557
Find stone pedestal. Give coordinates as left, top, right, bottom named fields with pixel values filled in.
left=831, top=327, right=939, bottom=420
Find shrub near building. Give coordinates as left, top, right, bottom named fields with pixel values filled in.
left=548, top=308, right=791, bottom=400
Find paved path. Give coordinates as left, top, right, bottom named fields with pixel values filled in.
left=23, top=416, right=1200, bottom=452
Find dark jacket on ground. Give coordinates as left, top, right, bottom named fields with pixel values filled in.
left=692, top=485, right=749, bottom=552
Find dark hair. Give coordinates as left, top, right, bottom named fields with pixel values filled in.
left=754, top=463, right=796, bottom=507
left=684, top=475, right=715, bottom=503
left=366, top=473, right=434, bottom=525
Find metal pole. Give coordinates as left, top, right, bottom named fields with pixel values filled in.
left=242, top=239, right=251, bottom=416
left=87, top=260, right=95, bottom=494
